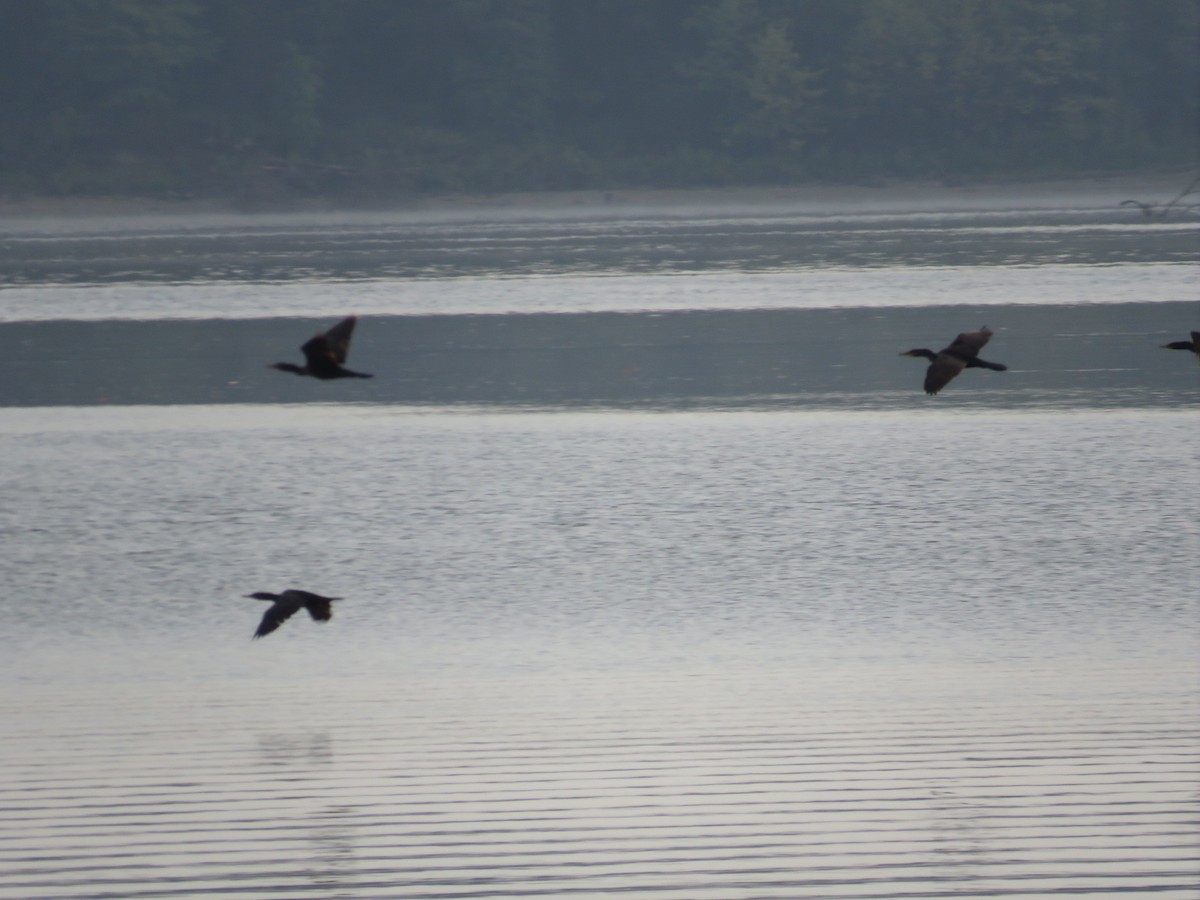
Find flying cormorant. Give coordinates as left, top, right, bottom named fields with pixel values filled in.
left=269, top=316, right=372, bottom=379
left=1120, top=199, right=1166, bottom=219
left=245, top=590, right=341, bottom=639
left=1160, top=331, right=1200, bottom=360
left=901, top=327, right=1008, bottom=395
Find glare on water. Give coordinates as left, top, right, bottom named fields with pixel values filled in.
left=0, top=195, right=1197, bottom=898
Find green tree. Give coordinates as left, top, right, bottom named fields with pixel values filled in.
left=0, top=0, right=1193, bottom=197
left=678, top=0, right=825, bottom=166
left=0, top=0, right=205, bottom=188
left=182, top=1, right=324, bottom=156
left=841, top=0, right=1126, bottom=172
left=547, top=1, right=696, bottom=156
left=737, top=22, right=825, bottom=153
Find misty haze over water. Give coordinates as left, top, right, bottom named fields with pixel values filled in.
left=1, top=185, right=1196, bottom=408
left=1, top=186, right=1197, bottom=898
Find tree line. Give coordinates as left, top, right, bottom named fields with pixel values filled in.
left=0, top=0, right=1195, bottom=201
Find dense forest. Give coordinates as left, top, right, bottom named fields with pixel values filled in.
left=0, top=0, right=1196, bottom=202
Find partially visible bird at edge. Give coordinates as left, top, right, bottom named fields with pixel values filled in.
left=1120, top=172, right=1200, bottom=219
left=268, top=315, right=372, bottom=379
left=901, top=327, right=1008, bottom=395
left=1160, top=331, right=1200, bottom=360
left=245, top=590, right=341, bottom=639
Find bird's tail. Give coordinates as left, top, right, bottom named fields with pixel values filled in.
left=972, top=359, right=1007, bottom=371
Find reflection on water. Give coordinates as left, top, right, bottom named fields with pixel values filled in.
left=1, top=406, right=1197, bottom=897
left=0, top=199, right=1197, bottom=898
left=1, top=302, right=1197, bottom=408
left=1, top=208, right=1197, bottom=288
left=1, top=263, right=1198, bottom=323
left=4, top=664, right=1197, bottom=899
left=0, top=202, right=1197, bottom=321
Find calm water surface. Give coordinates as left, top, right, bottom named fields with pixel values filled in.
left=1, top=192, right=1197, bottom=898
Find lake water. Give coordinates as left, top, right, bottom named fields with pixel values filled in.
left=1, top=188, right=1198, bottom=898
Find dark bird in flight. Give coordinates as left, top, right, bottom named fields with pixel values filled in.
left=1121, top=173, right=1200, bottom=219
left=1160, top=331, right=1200, bottom=360
left=901, top=327, right=1008, bottom=395
left=245, top=589, right=341, bottom=639
left=269, top=316, right=372, bottom=379
left=1120, top=199, right=1167, bottom=219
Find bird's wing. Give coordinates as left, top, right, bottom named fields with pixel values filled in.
left=943, top=329, right=992, bottom=359
left=281, top=590, right=339, bottom=622
left=299, top=317, right=357, bottom=368
left=300, top=335, right=337, bottom=368
left=322, top=316, right=358, bottom=364
left=924, top=355, right=967, bottom=395
left=305, top=598, right=335, bottom=622
left=254, top=600, right=302, bottom=638
left=284, top=589, right=340, bottom=604
left=1191, top=331, right=1200, bottom=345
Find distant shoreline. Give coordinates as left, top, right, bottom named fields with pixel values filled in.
left=0, top=170, right=1193, bottom=225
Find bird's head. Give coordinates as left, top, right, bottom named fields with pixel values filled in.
left=900, top=348, right=937, bottom=361
left=244, top=592, right=277, bottom=601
